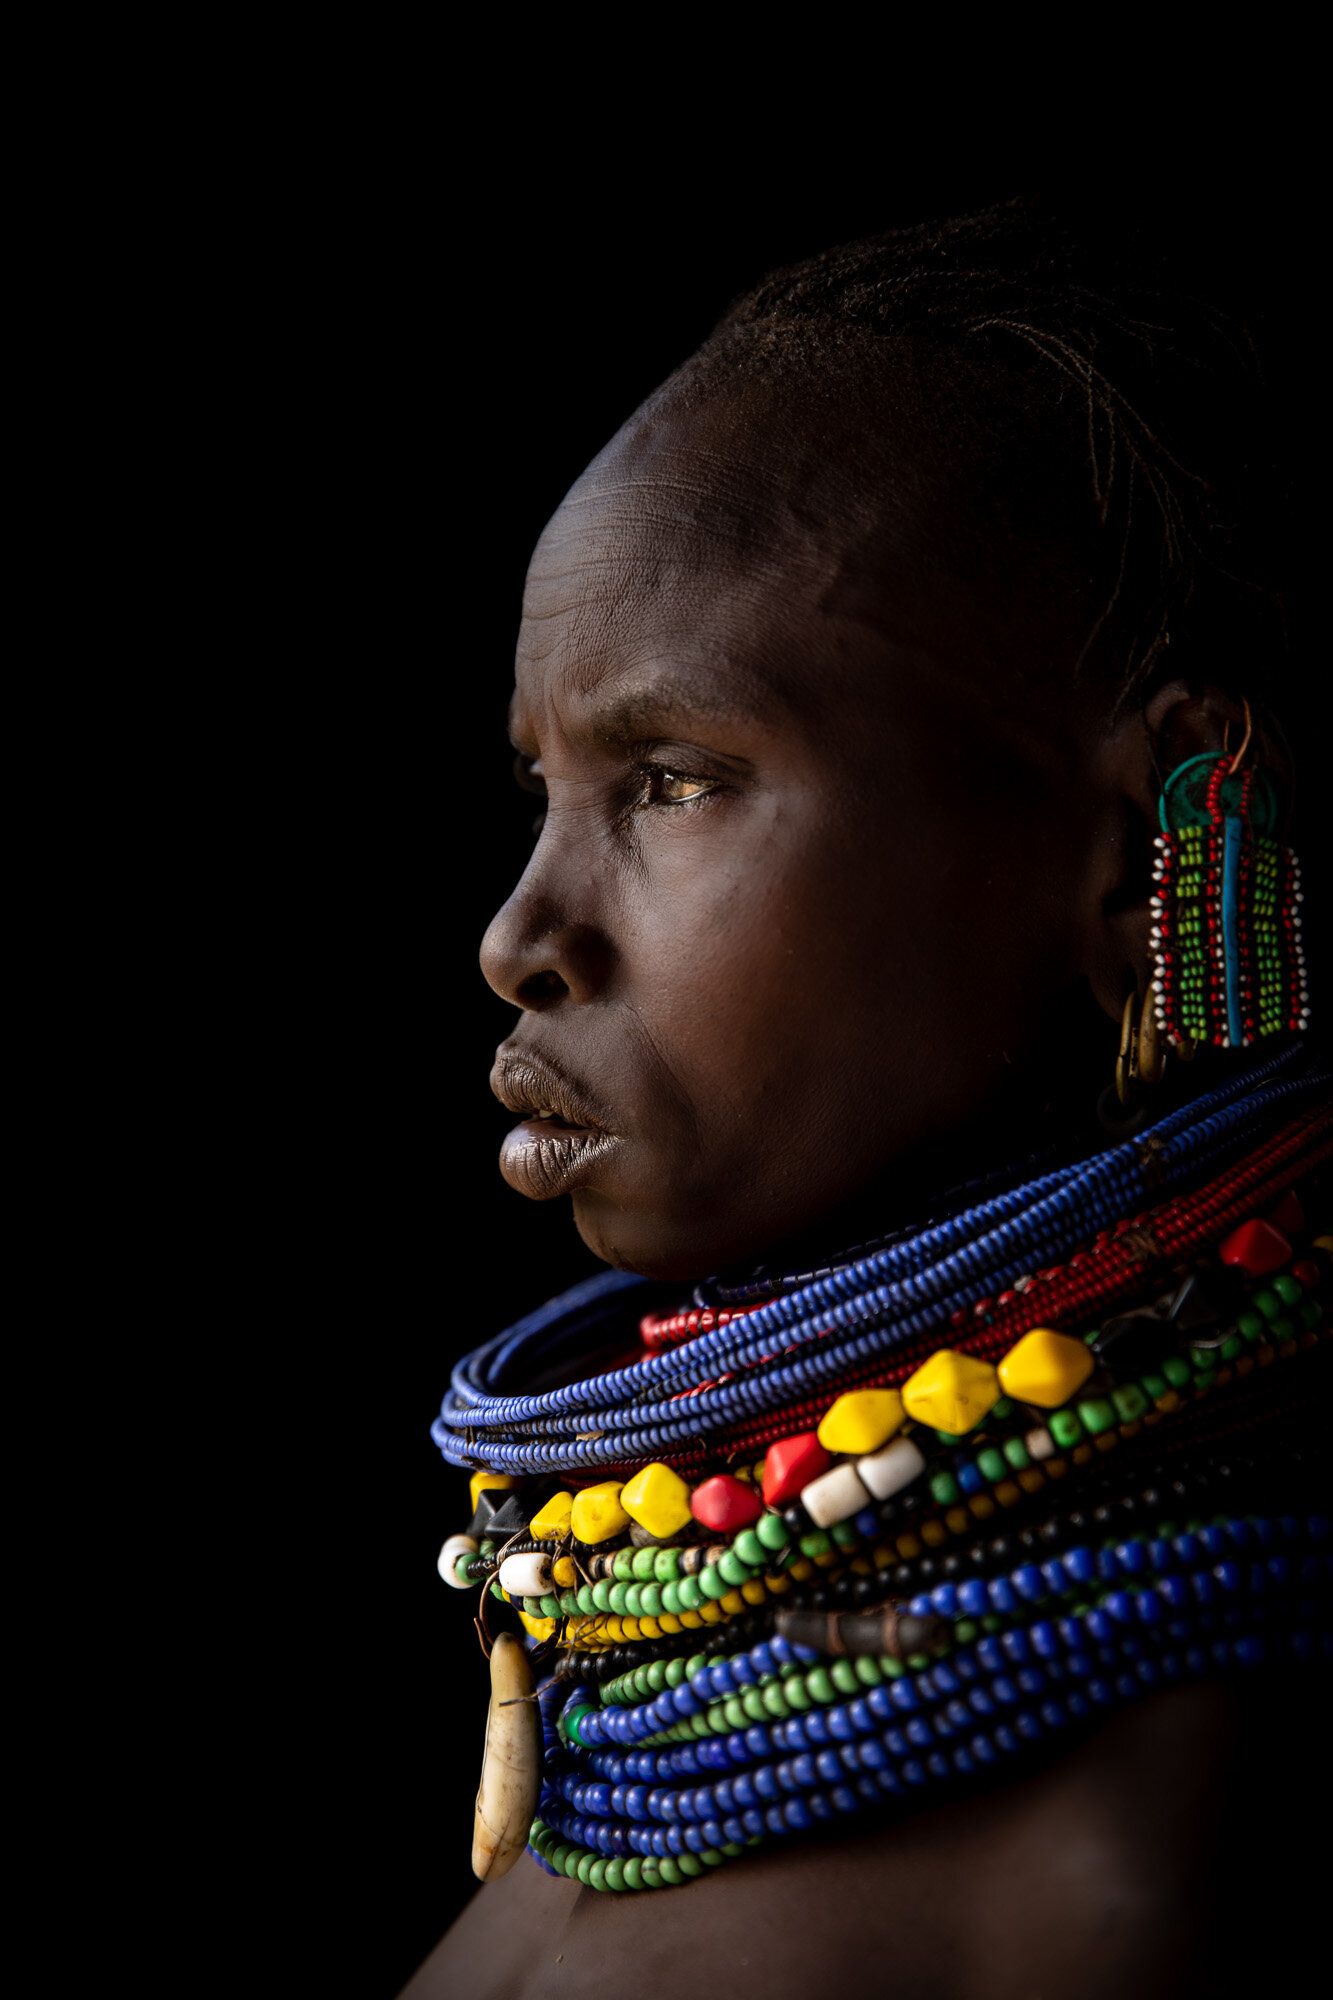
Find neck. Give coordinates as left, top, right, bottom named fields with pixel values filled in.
left=705, top=1019, right=1297, bottom=1301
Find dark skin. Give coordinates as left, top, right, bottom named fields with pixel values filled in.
left=408, top=383, right=1307, bottom=1996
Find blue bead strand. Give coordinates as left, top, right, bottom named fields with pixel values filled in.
left=530, top=1516, right=1329, bottom=1883
left=433, top=1051, right=1325, bottom=1473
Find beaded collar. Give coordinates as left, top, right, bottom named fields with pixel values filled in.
left=434, top=1048, right=1331, bottom=1893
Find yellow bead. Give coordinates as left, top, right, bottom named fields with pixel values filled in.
left=968, top=1495, right=996, bottom=1520
left=901, top=1348, right=999, bottom=1434
left=698, top=1600, right=724, bottom=1623
left=787, top=1558, right=815, bottom=1582
left=620, top=1616, right=641, bottom=1639
left=678, top=1609, right=703, bottom=1629
left=945, top=1506, right=969, bottom=1535
left=766, top=1572, right=791, bottom=1595
left=720, top=1589, right=746, bottom=1615
left=570, top=1481, right=630, bottom=1544
left=1017, top=1467, right=1046, bottom=1494
left=638, top=1616, right=662, bottom=1638
left=920, top=1519, right=947, bottom=1546
left=895, top=1533, right=922, bottom=1560
left=994, top=1480, right=1021, bottom=1506
left=816, top=1388, right=905, bottom=1455
left=552, top=1555, right=577, bottom=1587
left=620, top=1461, right=694, bottom=1539
left=658, top=1613, right=683, bottom=1634
left=995, top=1326, right=1094, bottom=1408
left=517, top=1610, right=557, bottom=1641
left=529, top=1490, right=574, bottom=1540
left=469, top=1470, right=517, bottom=1516
left=741, top=1578, right=767, bottom=1605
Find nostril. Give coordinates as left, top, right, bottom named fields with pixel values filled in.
left=516, top=968, right=569, bottom=1009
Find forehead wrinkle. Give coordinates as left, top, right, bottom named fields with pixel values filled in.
left=574, top=663, right=776, bottom=744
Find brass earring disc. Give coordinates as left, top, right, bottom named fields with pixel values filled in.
left=1116, top=990, right=1138, bottom=1105
left=1137, top=979, right=1167, bottom=1087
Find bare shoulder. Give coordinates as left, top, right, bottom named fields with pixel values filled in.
left=402, top=1678, right=1323, bottom=2000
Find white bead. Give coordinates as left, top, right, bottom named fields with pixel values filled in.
left=857, top=1435, right=926, bottom=1501
left=801, top=1460, right=871, bottom=1528
left=438, top=1532, right=479, bottom=1588
left=498, top=1550, right=553, bottom=1598
left=1025, top=1427, right=1056, bottom=1460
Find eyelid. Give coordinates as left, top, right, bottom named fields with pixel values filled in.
left=513, top=752, right=546, bottom=796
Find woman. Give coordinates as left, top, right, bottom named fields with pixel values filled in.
left=408, top=204, right=1327, bottom=1997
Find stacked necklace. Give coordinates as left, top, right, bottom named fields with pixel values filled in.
left=434, top=1046, right=1331, bottom=1893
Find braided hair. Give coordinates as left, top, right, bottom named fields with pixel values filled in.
left=668, top=199, right=1289, bottom=729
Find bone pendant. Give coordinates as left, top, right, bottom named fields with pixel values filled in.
left=472, top=1631, right=541, bottom=1882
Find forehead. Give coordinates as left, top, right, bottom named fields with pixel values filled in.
left=507, top=383, right=1098, bottom=778
left=511, top=392, right=897, bottom=740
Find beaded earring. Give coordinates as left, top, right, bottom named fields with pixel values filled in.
left=1149, top=716, right=1309, bottom=1051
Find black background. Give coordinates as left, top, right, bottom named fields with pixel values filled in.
left=249, top=159, right=1319, bottom=1998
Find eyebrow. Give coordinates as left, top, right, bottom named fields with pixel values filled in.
left=508, top=664, right=778, bottom=752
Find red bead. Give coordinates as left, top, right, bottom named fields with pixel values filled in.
left=761, top=1432, right=829, bottom=1508
left=1268, top=1189, right=1305, bottom=1234
left=1291, top=1259, right=1321, bottom=1290
left=690, top=1473, right=763, bottom=1533
left=1218, top=1217, right=1292, bottom=1277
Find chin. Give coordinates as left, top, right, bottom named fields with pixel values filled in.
left=571, top=1189, right=741, bottom=1284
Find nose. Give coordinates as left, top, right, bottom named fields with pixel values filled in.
left=480, top=851, right=613, bottom=1011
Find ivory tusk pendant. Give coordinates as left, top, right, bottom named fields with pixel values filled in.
left=471, top=1631, right=541, bottom=1882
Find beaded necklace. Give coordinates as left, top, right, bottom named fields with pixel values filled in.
left=435, top=1048, right=1331, bottom=1894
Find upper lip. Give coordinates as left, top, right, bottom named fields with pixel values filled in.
left=490, top=1045, right=612, bottom=1133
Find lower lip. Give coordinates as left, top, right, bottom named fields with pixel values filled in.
left=499, top=1118, right=618, bottom=1200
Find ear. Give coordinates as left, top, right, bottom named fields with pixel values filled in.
left=1076, top=679, right=1292, bottom=1023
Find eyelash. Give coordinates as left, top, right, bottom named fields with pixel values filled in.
left=515, top=756, right=722, bottom=831
left=635, top=762, right=720, bottom=810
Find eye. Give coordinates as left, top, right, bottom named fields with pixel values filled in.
left=513, top=753, right=546, bottom=797
left=512, top=753, right=547, bottom=836
left=643, top=766, right=718, bottom=807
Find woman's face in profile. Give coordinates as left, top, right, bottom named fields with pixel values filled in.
left=482, top=384, right=1115, bottom=1281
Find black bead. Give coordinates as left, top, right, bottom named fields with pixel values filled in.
left=1038, top=1519, right=1063, bottom=1546
left=987, top=1538, right=1012, bottom=1566
left=1167, top=1264, right=1248, bottom=1331
left=485, top=1492, right=535, bottom=1538
left=1090, top=1312, right=1175, bottom=1376
left=891, top=1564, right=915, bottom=1593
left=467, top=1490, right=505, bottom=1539
left=914, top=1557, right=938, bottom=1584
left=783, top=1503, right=813, bottom=1536
left=940, top=1553, right=965, bottom=1578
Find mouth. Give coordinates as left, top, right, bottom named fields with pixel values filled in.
left=490, top=1047, right=619, bottom=1200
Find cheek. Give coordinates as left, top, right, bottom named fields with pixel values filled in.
left=612, top=794, right=1085, bottom=1148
